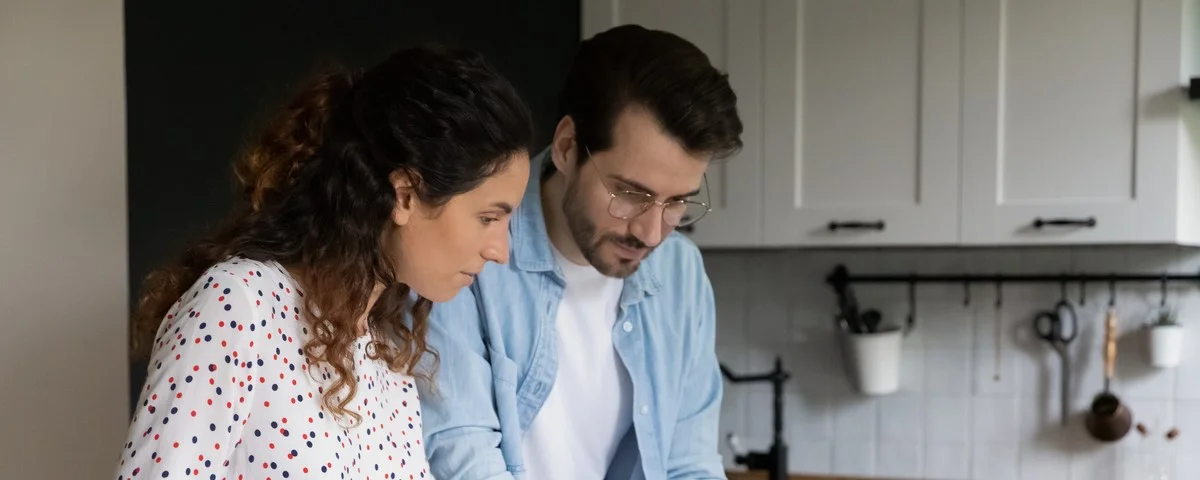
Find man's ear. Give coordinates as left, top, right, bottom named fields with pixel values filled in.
left=389, top=170, right=417, bottom=226
left=550, top=116, right=579, bottom=177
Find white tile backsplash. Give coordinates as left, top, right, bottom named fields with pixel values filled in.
left=878, top=395, right=923, bottom=442
left=924, top=348, right=973, bottom=395
left=972, top=441, right=1020, bottom=480
left=925, top=442, right=971, bottom=479
left=972, top=396, right=1020, bottom=443
left=833, top=439, right=877, bottom=476
left=707, top=246, right=1199, bottom=479
left=833, top=397, right=879, bottom=441
left=876, top=440, right=923, bottom=478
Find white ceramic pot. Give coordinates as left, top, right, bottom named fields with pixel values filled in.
left=841, top=327, right=904, bottom=395
left=1148, top=325, right=1183, bottom=368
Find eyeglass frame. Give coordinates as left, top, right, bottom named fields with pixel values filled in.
left=582, top=146, right=712, bottom=228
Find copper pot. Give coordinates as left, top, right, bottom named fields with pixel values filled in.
left=1085, top=307, right=1132, bottom=442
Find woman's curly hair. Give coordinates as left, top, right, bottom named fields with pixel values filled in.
left=129, top=44, right=533, bottom=425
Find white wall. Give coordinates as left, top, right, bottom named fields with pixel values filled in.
left=0, top=0, right=129, bottom=477
left=707, top=246, right=1200, bottom=480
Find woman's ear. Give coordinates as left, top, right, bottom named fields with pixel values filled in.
left=389, top=170, right=416, bottom=226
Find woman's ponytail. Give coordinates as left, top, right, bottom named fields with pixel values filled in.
left=234, top=70, right=358, bottom=212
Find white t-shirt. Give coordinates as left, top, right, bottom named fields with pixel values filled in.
left=520, top=246, right=634, bottom=479
left=115, top=258, right=431, bottom=480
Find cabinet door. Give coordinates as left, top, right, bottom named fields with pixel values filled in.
left=960, top=0, right=1179, bottom=245
left=761, top=0, right=963, bottom=246
left=582, top=0, right=766, bottom=248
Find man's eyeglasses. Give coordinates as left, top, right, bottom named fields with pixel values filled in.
left=584, top=147, right=711, bottom=228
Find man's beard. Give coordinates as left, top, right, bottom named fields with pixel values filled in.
left=563, top=178, right=649, bottom=278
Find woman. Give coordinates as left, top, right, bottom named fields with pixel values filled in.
left=116, top=44, right=533, bottom=479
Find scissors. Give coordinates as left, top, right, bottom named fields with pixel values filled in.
left=1033, top=299, right=1078, bottom=426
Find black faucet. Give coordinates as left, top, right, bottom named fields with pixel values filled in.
left=719, top=356, right=790, bottom=480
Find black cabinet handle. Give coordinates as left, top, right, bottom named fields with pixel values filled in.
left=827, top=220, right=885, bottom=232
left=1032, top=217, right=1097, bottom=229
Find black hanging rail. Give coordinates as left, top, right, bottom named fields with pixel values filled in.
left=825, top=264, right=1200, bottom=335
left=826, top=265, right=1200, bottom=287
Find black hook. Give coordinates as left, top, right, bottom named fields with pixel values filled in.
left=906, top=276, right=917, bottom=334
left=994, top=277, right=1003, bottom=308
left=1079, top=280, right=1087, bottom=306
left=1059, top=279, right=1068, bottom=303
left=963, top=280, right=971, bottom=307
left=1108, top=276, right=1117, bottom=307
left=1161, top=273, right=1169, bottom=307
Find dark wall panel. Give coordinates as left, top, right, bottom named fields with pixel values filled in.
left=125, top=1, right=579, bottom=410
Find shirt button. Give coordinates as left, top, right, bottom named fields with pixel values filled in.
left=640, top=405, right=650, bottom=415
left=622, top=321, right=633, bottom=333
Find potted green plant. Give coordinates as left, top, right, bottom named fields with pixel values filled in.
left=1147, top=307, right=1183, bottom=368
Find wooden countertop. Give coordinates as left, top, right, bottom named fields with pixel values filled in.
left=726, top=471, right=883, bottom=480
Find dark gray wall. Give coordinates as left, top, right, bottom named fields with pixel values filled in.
left=125, top=1, right=579, bottom=410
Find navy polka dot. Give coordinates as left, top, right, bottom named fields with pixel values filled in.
left=113, top=258, right=430, bottom=480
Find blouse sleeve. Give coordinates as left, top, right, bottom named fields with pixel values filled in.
left=115, top=267, right=262, bottom=480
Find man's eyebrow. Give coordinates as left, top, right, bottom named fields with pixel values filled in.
left=612, top=175, right=701, bottom=199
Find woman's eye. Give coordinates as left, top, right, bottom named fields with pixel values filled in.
left=480, top=216, right=500, bottom=225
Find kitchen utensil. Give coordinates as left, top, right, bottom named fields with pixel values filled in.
left=1033, top=299, right=1078, bottom=426
left=1086, top=307, right=1133, bottom=442
left=860, top=309, right=882, bottom=333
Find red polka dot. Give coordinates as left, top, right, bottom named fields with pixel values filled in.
left=116, top=262, right=429, bottom=479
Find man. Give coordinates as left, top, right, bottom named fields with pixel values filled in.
left=418, top=24, right=744, bottom=479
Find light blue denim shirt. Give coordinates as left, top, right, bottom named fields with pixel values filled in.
left=417, top=149, right=725, bottom=480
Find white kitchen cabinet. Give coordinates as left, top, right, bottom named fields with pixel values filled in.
left=582, top=0, right=1200, bottom=248
left=582, top=0, right=767, bottom=248
left=759, top=0, right=964, bottom=247
left=960, top=0, right=1200, bottom=246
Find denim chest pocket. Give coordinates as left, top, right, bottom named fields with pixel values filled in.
left=487, top=345, right=525, bottom=475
